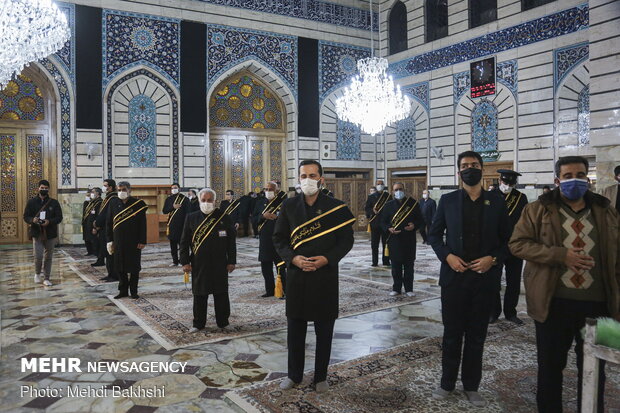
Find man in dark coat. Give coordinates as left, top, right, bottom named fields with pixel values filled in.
left=419, top=189, right=437, bottom=244
left=188, top=189, right=200, bottom=213
left=162, top=183, right=189, bottom=266
left=93, top=179, right=120, bottom=281
left=365, top=179, right=391, bottom=266
left=250, top=192, right=261, bottom=237
left=273, top=160, right=355, bottom=393
left=381, top=182, right=425, bottom=296
left=237, top=192, right=252, bottom=237
left=107, top=181, right=147, bottom=299
left=254, top=181, right=287, bottom=297
left=428, top=151, right=512, bottom=407
left=23, top=179, right=63, bottom=287
left=180, top=188, right=236, bottom=331
left=490, top=169, right=529, bottom=325
left=219, top=189, right=241, bottom=231
left=82, top=188, right=102, bottom=257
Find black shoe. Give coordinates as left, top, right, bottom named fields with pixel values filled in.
left=260, top=293, right=274, bottom=298
left=489, top=316, right=499, bottom=324
left=91, top=261, right=105, bottom=267
left=101, top=276, right=118, bottom=282
left=371, top=263, right=378, bottom=267
left=114, top=293, right=128, bottom=299
left=506, top=316, right=524, bottom=325
left=130, top=294, right=140, bottom=299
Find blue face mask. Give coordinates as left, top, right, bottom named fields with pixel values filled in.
left=394, top=190, right=405, bottom=200
left=559, top=178, right=588, bottom=200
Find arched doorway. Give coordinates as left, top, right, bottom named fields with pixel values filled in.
left=0, top=68, right=58, bottom=244
left=208, top=71, right=287, bottom=200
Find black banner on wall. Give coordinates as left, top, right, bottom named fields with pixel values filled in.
left=180, top=21, right=207, bottom=133
left=298, top=37, right=319, bottom=138
left=75, top=5, right=102, bottom=129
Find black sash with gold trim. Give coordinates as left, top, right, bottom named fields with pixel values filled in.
left=113, top=199, right=148, bottom=231
left=388, top=197, right=417, bottom=231
left=166, top=194, right=186, bottom=235
left=368, top=191, right=392, bottom=223
left=223, top=198, right=240, bottom=216
left=504, top=190, right=523, bottom=217
left=258, top=191, right=286, bottom=232
left=100, top=192, right=118, bottom=214
left=290, top=203, right=356, bottom=250
left=82, top=198, right=102, bottom=223
left=191, top=208, right=226, bottom=255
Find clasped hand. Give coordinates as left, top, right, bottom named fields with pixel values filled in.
left=446, top=254, right=493, bottom=274
left=263, top=212, right=277, bottom=220
left=292, top=255, right=328, bottom=272
left=565, top=248, right=595, bottom=274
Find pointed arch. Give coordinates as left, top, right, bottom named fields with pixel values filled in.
left=556, top=60, right=591, bottom=156
left=389, top=1, right=408, bottom=55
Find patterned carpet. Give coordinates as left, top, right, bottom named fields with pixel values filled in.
left=109, top=273, right=439, bottom=350
left=226, top=320, right=620, bottom=413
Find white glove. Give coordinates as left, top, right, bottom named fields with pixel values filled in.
left=107, top=242, right=114, bottom=255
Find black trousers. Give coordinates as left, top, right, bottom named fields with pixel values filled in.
left=239, top=216, right=250, bottom=237
left=261, top=261, right=287, bottom=295
left=95, top=231, right=106, bottom=263
left=391, top=259, right=414, bottom=292
left=118, top=272, right=139, bottom=295
left=105, top=251, right=118, bottom=280
left=370, top=226, right=389, bottom=265
left=419, top=227, right=428, bottom=243
left=193, top=293, right=230, bottom=328
left=85, top=239, right=94, bottom=254
left=91, top=234, right=100, bottom=257
left=492, top=255, right=523, bottom=319
left=535, top=298, right=607, bottom=413
left=287, top=318, right=336, bottom=384
left=440, top=271, right=497, bottom=392
left=252, top=218, right=259, bottom=237
left=169, top=239, right=179, bottom=264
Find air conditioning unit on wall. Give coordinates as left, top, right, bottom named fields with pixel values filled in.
left=322, top=143, right=331, bottom=159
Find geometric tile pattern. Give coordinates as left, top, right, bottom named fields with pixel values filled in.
left=250, top=140, right=263, bottom=193
left=554, top=42, right=589, bottom=91
left=0, top=134, right=16, bottom=213
left=559, top=208, right=594, bottom=289
left=102, top=10, right=180, bottom=89
left=471, top=98, right=499, bottom=162
left=390, top=4, right=589, bottom=79
left=402, top=82, right=429, bottom=113
left=318, top=41, right=371, bottom=103
left=496, top=60, right=518, bottom=98
left=396, top=116, right=416, bottom=160
left=207, top=25, right=298, bottom=99
left=128, top=94, right=157, bottom=168
left=453, top=71, right=470, bottom=105
left=269, top=140, right=283, bottom=184
left=0, top=217, right=17, bottom=238
left=210, top=139, right=225, bottom=198
left=55, top=2, right=75, bottom=84
left=0, top=74, right=45, bottom=121
left=210, top=75, right=283, bottom=130
left=231, top=139, right=246, bottom=197
left=336, top=119, right=361, bottom=160
left=577, top=85, right=589, bottom=147
left=196, top=0, right=376, bottom=31
left=26, top=135, right=44, bottom=198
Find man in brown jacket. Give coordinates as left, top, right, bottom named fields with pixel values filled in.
left=601, top=164, right=619, bottom=214
left=509, top=156, right=620, bottom=413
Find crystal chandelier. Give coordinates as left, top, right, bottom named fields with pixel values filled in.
left=0, top=0, right=70, bottom=88
left=335, top=0, right=411, bottom=136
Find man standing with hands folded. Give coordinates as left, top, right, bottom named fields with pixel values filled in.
left=273, top=160, right=355, bottom=393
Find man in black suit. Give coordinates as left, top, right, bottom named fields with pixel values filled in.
left=162, top=183, right=189, bottom=266
left=237, top=192, right=253, bottom=237
left=365, top=179, right=391, bottom=266
left=94, top=179, right=120, bottom=281
left=490, top=169, right=528, bottom=325
left=419, top=189, right=437, bottom=244
left=428, top=151, right=512, bottom=407
left=273, top=160, right=355, bottom=393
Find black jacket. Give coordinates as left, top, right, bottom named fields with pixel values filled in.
left=420, top=198, right=437, bottom=228
left=23, top=196, right=63, bottom=240
left=365, top=191, right=389, bottom=229
left=107, top=197, right=147, bottom=273
left=162, top=193, right=189, bottom=241
left=220, top=199, right=241, bottom=224
left=380, top=198, right=425, bottom=262
left=492, top=188, right=528, bottom=229
left=273, top=192, right=355, bottom=321
left=428, top=189, right=512, bottom=287
left=254, top=196, right=285, bottom=262
left=82, top=198, right=102, bottom=241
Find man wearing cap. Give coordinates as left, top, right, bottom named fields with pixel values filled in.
left=490, top=169, right=529, bottom=324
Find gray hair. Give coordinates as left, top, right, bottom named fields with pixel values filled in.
left=198, top=187, right=216, bottom=201
left=117, top=181, right=131, bottom=190
left=267, top=180, right=279, bottom=190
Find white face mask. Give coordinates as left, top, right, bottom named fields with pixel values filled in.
left=200, top=202, right=215, bottom=214
left=265, top=191, right=275, bottom=200
left=188, top=194, right=195, bottom=199
left=422, top=193, right=428, bottom=199
left=300, top=178, right=319, bottom=196
left=295, top=187, right=302, bottom=194
left=171, top=188, right=179, bottom=195
left=86, top=195, right=91, bottom=201
left=90, top=193, right=96, bottom=200
left=376, top=184, right=384, bottom=192
left=118, top=191, right=128, bottom=200
left=499, top=183, right=512, bottom=194
left=394, top=190, right=405, bottom=200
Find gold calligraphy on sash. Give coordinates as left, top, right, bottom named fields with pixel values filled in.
left=258, top=191, right=287, bottom=232
left=290, top=203, right=356, bottom=250
left=223, top=198, right=240, bottom=216
left=504, top=190, right=523, bottom=217
left=191, top=209, right=225, bottom=255
left=113, top=199, right=148, bottom=230
left=166, top=194, right=186, bottom=235
left=82, top=198, right=102, bottom=223
left=389, top=197, right=417, bottom=231
left=368, top=191, right=392, bottom=223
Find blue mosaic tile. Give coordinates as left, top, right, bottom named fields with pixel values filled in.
left=55, top=2, right=75, bottom=85
left=390, top=4, right=588, bottom=79
left=207, top=25, right=298, bottom=99
left=102, top=10, right=180, bottom=89
left=471, top=98, right=499, bottom=162
left=106, top=69, right=179, bottom=181
left=318, top=41, right=371, bottom=103
left=578, top=85, right=589, bottom=147
left=396, top=116, right=416, bottom=160
left=402, top=82, right=429, bottom=113
left=128, top=94, right=157, bottom=167
left=496, top=60, right=518, bottom=98
left=554, top=42, right=588, bottom=91
left=453, top=71, right=470, bottom=106
left=195, top=0, right=376, bottom=31
left=336, top=119, right=361, bottom=160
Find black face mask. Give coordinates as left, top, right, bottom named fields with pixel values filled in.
left=39, top=189, right=49, bottom=197
left=460, top=168, right=482, bottom=186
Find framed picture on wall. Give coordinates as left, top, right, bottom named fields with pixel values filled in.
left=470, top=57, right=496, bottom=98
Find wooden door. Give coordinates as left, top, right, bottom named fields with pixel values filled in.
left=0, top=128, right=50, bottom=244
left=388, top=176, right=427, bottom=200
left=323, top=178, right=369, bottom=231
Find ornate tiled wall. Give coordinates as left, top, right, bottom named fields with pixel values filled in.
left=128, top=94, right=157, bottom=168
left=402, top=82, right=429, bottom=113
left=210, top=139, right=225, bottom=197
left=26, top=135, right=44, bottom=198
left=554, top=42, right=589, bottom=91
left=210, top=75, right=283, bottom=129
left=336, top=120, right=361, bottom=160
left=0, top=135, right=16, bottom=214
left=318, top=41, right=371, bottom=103
left=56, top=2, right=76, bottom=85
left=0, top=74, right=45, bottom=121
left=396, top=116, right=416, bottom=160
left=250, top=140, right=263, bottom=193
left=471, top=98, right=499, bottom=162
left=390, top=4, right=588, bottom=79
left=269, top=140, right=283, bottom=183
left=496, top=60, right=518, bottom=99
left=453, top=71, right=470, bottom=106
left=578, top=85, right=590, bottom=147
left=207, top=25, right=297, bottom=99
left=230, top=139, right=246, bottom=196
left=102, top=10, right=180, bottom=89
